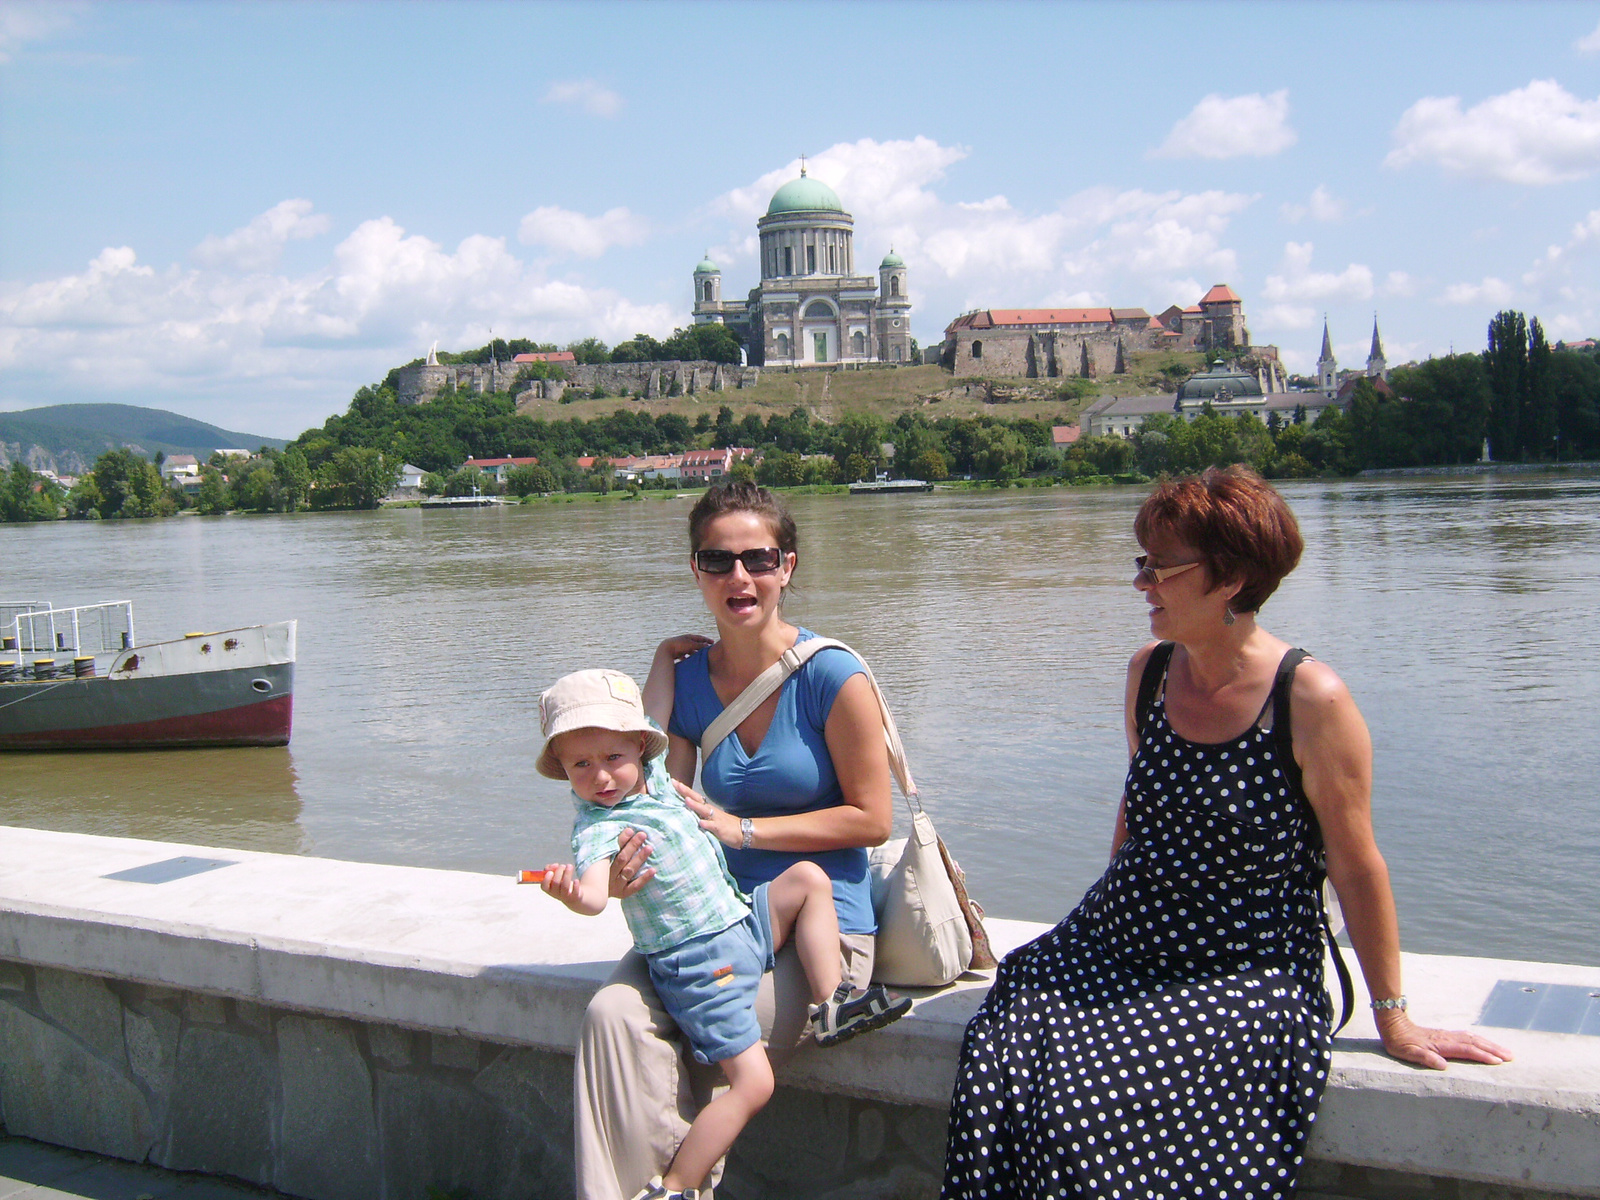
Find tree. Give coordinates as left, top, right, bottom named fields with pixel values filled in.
left=278, top=447, right=311, bottom=511
left=729, top=459, right=756, bottom=484
left=196, top=467, right=230, bottom=515
left=972, top=425, right=1029, bottom=480
left=567, top=337, right=610, bottom=364
left=756, top=450, right=805, bottom=488
left=313, top=448, right=398, bottom=509
left=83, top=449, right=167, bottom=519
left=660, top=323, right=743, bottom=364
left=0, top=463, right=60, bottom=522
left=913, top=448, right=949, bottom=481
left=505, top=463, right=556, bottom=496
left=610, top=333, right=666, bottom=363
left=828, top=411, right=886, bottom=479
left=444, top=466, right=497, bottom=497
left=1484, top=310, right=1528, bottom=461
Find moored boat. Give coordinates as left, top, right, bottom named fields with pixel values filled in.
left=848, top=478, right=934, bottom=494
left=0, top=602, right=295, bottom=750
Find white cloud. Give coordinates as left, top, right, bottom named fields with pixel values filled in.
left=1386, top=80, right=1600, bottom=185
left=1262, top=242, right=1375, bottom=306
left=541, top=79, right=623, bottom=118
left=1152, top=90, right=1296, bottom=159
left=0, top=205, right=676, bottom=435
left=193, top=199, right=331, bottom=271
left=1383, top=271, right=1418, bottom=297
left=1577, top=20, right=1600, bottom=53
left=1280, top=185, right=1347, bottom=223
left=517, top=206, right=650, bottom=259
left=0, top=1, right=84, bottom=63
left=1438, top=277, right=1514, bottom=306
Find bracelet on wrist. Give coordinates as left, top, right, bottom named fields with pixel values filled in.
left=740, top=817, right=754, bottom=851
left=1370, top=995, right=1407, bottom=1011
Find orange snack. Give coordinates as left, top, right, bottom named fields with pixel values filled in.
left=518, top=869, right=546, bottom=884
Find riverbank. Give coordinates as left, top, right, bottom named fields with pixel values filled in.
left=1359, top=460, right=1600, bottom=478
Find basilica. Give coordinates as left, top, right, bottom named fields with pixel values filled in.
left=691, top=168, right=912, bottom=367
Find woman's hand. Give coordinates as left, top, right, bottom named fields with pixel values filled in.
left=1375, top=1009, right=1514, bottom=1071
left=675, top=778, right=742, bottom=849
left=607, top=828, right=656, bottom=898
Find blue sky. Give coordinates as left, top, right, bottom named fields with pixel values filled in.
left=3, top=0, right=1599, bottom=440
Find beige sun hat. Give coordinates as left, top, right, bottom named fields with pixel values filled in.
left=537, top=669, right=669, bottom=780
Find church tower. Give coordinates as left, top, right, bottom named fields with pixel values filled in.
left=876, top=249, right=912, bottom=363
left=1366, top=316, right=1388, bottom=380
left=1317, top=317, right=1338, bottom=399
left=692, top=254, right=722, bottom=324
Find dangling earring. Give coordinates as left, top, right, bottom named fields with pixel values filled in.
left=1223, top=608, right=1236, bottom=627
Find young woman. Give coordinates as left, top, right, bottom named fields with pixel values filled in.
left=573, top=481, right=897, bottom=1200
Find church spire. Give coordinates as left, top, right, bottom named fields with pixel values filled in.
left=1366, top=314, right=1388, bottom=381
left=1317, top=315, right=1338, bottom=400
left=1320, top=316, right=1334, bottom=362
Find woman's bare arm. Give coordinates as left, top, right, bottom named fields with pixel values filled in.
left=1296, top=660, right=1511, bottom=1069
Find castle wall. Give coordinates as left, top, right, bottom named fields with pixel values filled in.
left=397, top=361, right=761, bottom=407
left=949, top=326, right=1181, bottom=379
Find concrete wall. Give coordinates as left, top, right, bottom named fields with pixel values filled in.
left=2, top=827, right=1597, bottom=1200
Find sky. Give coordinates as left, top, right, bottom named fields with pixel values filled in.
left=2, top=0, right=1599, bottom=441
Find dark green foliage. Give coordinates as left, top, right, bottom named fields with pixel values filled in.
left=0, top=462, right=62, bottom=521
left=74, top=448, right=172, bottom=519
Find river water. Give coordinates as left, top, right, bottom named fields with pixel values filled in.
left=2, top=474, right=1597, bottom=967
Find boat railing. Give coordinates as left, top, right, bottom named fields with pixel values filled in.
left=3, top=601, right=136, bottom=661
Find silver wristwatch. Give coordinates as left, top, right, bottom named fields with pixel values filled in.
left=740, top=817, right=754, bottom=850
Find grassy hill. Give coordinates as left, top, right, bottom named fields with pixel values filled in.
left=0, top=404, right=287, bottom=475
left=508, top=351, right=1209, bottom=428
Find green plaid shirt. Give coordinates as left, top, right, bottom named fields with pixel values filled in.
left=571, top=751, right=750, bottom=955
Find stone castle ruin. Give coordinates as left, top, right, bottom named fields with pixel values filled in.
left=941, top=284, right=1282, bottom=385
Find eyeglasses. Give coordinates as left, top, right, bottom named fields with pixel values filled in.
left=694, top=547, right=785, bottom=575
left=1134, top=555, right=1201, bottom=586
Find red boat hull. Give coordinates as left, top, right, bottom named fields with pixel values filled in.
left=0, top=692, right=292, bottom=750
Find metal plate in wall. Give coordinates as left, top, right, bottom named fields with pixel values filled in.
left=1478, top=980, right=1600, bottom=1035
left=102, top=856, right=237, bottom=884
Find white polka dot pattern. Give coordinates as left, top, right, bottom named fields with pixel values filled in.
left=941, top=651, right=1333, bottom=1199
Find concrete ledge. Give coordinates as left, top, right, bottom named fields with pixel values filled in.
left=2, top=826, right=1597, bottom=1198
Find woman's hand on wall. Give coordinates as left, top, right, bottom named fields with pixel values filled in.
left=1375, top=1010, right=1513, bottom=1071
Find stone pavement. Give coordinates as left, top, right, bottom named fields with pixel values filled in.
left=0, top=1136, right=280, bottom=1200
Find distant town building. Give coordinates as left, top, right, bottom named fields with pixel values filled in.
left=940, top=284, right=1277, bottom=381
left=1080, top=361, right=1344, bottom=439
left=692, top=164, right=912, bottom=367
left=462, top=456, right=540, bottom=484
left=679, top=448, right=753, bottom=483
left=1366, top=317, right=1388, bottom=381
left=160, top=454, right=199, bottom=481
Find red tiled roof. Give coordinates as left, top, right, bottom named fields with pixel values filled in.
left=1052, top=425, right=1081, bottom=446
left=1110, top=308, right=1150, bottom=321
left=1200, top=284, right=1241, bottom=305
left=1182, top=305, right=1202, bottom=314
left=512, top=351, right=577, bottom=364
left=464, top=456, right=539, bottom=468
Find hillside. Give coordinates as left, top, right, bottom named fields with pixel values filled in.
left=506, top=352, right=1210, bottom=427
left=0, top=404, right=287, bottom=476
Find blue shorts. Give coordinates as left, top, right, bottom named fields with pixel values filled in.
left=645, top=883, right=777, bottom=1065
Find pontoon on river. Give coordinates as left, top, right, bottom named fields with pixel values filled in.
left=0, top=602, right=295, bottom=750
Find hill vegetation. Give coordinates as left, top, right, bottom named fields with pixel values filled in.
left=0, top=403, right=286, bottom=475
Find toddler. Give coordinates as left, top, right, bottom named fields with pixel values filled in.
left=535, top=668, right=910, bottom=1200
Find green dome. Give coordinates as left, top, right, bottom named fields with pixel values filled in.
left=767, top=175, right=844, bottom=215
left=694, top=256, right=719, bottom=275
left=880, top=250, right=905, bottom=269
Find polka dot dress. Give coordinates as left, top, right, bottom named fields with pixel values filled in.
left=942, top=646, right=1332, bottom=1199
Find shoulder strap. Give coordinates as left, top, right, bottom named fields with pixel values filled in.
left=1269, top=647, right=1355, bottom=1034
left=1269, top=648, right=1311, bottom=795
left=1134, top=642, right=1175, bottom=741
left=699, top=637, right=921, bottom=813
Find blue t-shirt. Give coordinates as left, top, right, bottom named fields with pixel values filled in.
left=668, top=629, right=875, bottom=934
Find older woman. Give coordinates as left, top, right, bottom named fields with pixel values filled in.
left=941, top=466, right=1511, bottom=1200
left=574, top=481, right=893, bottom=1200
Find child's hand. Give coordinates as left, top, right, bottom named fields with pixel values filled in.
left=539, top=863, right=585, bottom=909
left=656, top=634, right=713, bottom=663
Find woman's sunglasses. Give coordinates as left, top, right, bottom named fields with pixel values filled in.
left=694, top=547, right=785, bottom=575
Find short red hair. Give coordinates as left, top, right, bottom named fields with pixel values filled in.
left=1134, top=466, right=1303, bottom=613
